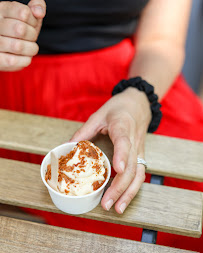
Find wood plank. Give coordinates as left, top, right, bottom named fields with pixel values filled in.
left=0, top=158, right=202, bottom=238
left=0, top=216, right=198, bottom=253
left=0, top=109, right=203, bottom=182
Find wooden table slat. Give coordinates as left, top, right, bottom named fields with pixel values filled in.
left=0, top=158, right=202, bottom=238
left=0, top=216, right=199, bottom=253
left=0, top=109, right=203, bottom=182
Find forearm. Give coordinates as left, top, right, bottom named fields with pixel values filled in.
left=128, top=40, right=185, bottom=99
left=128, top=0, right=191, bottom=100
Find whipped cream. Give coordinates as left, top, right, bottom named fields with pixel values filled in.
left=46, top=141, right=107, bottom=196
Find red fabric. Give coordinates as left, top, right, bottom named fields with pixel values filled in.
left=0, top=38, right=203, bottom=252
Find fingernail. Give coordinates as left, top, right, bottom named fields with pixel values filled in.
left=119, top=161, right=125, bottom=173
left=119, top=203, right=126, bottom=214
left=33, top=6, right=44, bottom=15
left=105, top=199, right=113, bottom=211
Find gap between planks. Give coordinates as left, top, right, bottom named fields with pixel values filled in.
left=0, top=109, right=203, bottom=182
left=0, top=158, right=202, bottom=238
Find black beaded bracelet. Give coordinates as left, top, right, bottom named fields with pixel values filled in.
left=112, top=77, right=162, bottom=133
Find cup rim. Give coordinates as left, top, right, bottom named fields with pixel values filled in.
left=41, top=142, right=111, bottom=199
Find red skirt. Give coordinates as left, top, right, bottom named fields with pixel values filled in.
left=0, top=38, right=203, bottom=252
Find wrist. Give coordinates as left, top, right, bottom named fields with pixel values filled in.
left=124, top=87, right=152, bottom=126
left=112, top=77, right=162, bottom=132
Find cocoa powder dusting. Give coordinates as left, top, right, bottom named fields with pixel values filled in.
left=92, top=163, right=101, bottom=173
left=63, top=165, right=74, bottom=172
left=92, top=168, right=108, bottom=191
left=78, top=141, right=99, bottom=159
left=45, top=164, right=51, bottom=182
left=45, top=141, right=107, bottom=194
left=56, top=148, right=77, bottom=182
left=59, top=149, right=76, bottom=165
left=58, top=173, right=75, bottom=184
left=92, top=181, right=103, bottom=191
left=104, top=168, right=108, bottom=181
left=65, top=189, right=70, bottom=194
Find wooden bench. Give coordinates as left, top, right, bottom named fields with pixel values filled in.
left=0, top=157, right=202, bottom=237
left=1, top=109, right=203, bottom=182
left=0, top=109, right=202, bottom=252
left=0, top=216, right=197, bottom=253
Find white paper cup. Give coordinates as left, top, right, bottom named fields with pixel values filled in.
left=41, top=142, right=111, bottom=215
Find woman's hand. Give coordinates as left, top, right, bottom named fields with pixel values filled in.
left=70, top=88, right=151, bottom=214
left=0, top=0, right=46, bottom=71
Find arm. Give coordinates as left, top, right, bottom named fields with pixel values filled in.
left=71, top=0, right=192, bottom=214
left=129, top=0, right=192, bottom=99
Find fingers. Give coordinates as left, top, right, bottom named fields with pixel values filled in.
left=0, top=1, right=38, bottom=27
left=102, top=123, right=146, bottom=214
left=115, top=144, right=145, bottom=215
left=101, top=145, right=137, bottom=211
left=0, top=52, right=32, bottom=71
left=115, top=164, right=145, bottom=214
left=28, top=0, right=46, bottom=35
left=112, top=136, right=131, bottom=173
left=0, top=36, right=39, bottom=56
left=0, top=18, right=38, bottom=41
left=70, top=113, right=103, bottom=142
left=28, top=0, right=46, bottom=19
left=108, top=116, right=134, bottom=174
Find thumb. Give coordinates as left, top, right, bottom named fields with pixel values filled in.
left=70, top=114, right=102, bottom=142
left=28, top=0, right=46, bottom=19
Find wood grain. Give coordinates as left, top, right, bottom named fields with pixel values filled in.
left=0, top=216, right=198, bottom=253
left=0, top=109, right=203, bottom=182
left=0, top=158, right=202, bottom=238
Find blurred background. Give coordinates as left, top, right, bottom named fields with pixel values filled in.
left=0, top=0, right=202, bottom=223
left=183, top=0, right=203, bottom=102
